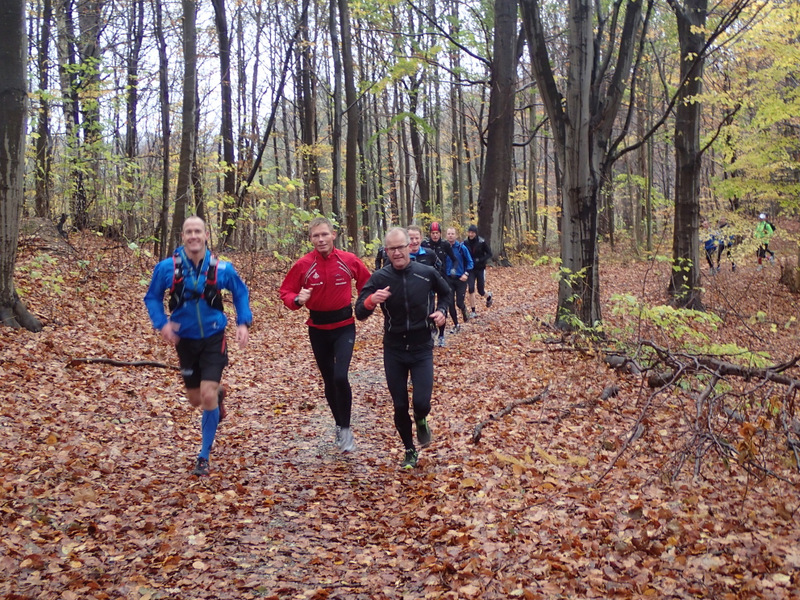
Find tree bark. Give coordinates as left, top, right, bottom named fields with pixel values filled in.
left=668, top=0, right=707, bottom=309
left=298, top=0, right=322, bottom=212
left=520, top=0, right=646, bottom=329
left=0, top=0, right=43, bottom=332
left=34, top=0, right=53, bottom=219
left=153, top=0, right=170, bottom=259
left=477, top=0, right=518, bottom=257
left=338, top=0, right=359, bottom=249
left=170, top=0, right=198, bottom=250
left=212, top=0, right=237, bottom=244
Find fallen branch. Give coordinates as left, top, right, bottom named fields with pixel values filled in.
left=472, top=387, right=549, bottom=443
left=67, top=358, right=178, bottom=370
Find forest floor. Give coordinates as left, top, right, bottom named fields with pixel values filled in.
left=1, top=226, right=799, bottom=600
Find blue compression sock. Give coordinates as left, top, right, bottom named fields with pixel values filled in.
left=198, top=407, right=220, bottom=460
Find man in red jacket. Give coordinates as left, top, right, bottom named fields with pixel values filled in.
left=279, top=217, right=372, bottom=452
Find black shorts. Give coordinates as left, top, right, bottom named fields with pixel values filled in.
left=175, top=331, right=228, bottom=388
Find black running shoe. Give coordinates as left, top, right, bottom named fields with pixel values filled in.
left=217, top=387, right=227, bottom=422
left=401, top=448, right=418, bottom=469
left=193, top=457, right=210, bottom=476
left=416, top=417, right=432, bottom=448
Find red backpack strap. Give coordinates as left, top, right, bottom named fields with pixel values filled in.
left=170, top=252, right=184, bottom=292
left=205, top=255, right=219, bottom=286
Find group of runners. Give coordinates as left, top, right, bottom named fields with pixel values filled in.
left=701, top=213, right=777, bottom=274
left=144, top=217, right=495, bottom=475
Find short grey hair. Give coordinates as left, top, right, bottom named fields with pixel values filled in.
left=384, top=227, right=409, bottom=247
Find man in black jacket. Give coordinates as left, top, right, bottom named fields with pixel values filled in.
left=356, top=227, right=452, bottom=469
left=464, top=224, right=493, bottom=318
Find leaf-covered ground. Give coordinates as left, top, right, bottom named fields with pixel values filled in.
left=2, top=231, right=799, bottom=599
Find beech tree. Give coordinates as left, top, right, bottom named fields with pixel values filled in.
left=520, top=0, right=649, bottom=329
left=0, top=0, right=43, bottom=331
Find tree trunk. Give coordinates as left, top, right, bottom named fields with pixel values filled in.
left=521, top=0, right=645, bottom=329
left=668, top=0, right=707, bottom=309
left=34, top=0, right=53, bottom=219
left=212, top=0, right=237, bottom=244
left=298, top=0, right=321, bottom=212
left=407, top=78, right=431, bottom=215
left=76, top=0, right=103, bottom=229
left=329, top=0, right=342, bottom=221
left=0, top=0, right=43, bottom=332
left=55, top=0, right=88, bottom=231
left=153, top=0, right=170, bottom=258
left=338, top=0, right=359, bottom=249
left=170, top=0, right=198, bottom=250
left=477, top=0, right=518, bottom=257
left=124, top=0, right=144, bottom=239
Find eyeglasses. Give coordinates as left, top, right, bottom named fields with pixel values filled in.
left=386, top=244, right=409, bottom=254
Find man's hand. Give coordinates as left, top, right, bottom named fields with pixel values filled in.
left=235, top=324, right=249, bottom=349
left=296, top=287, right=312, bottom=306
left=160, top=321, right=181, bottom=345
left=371, top=286, right=392, bottom=304
left=460, top=273, right=468, bottom=282
left=430, top=310, right=446, bottom=328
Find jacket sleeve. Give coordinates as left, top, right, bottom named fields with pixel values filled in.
left=355, top=273, right=381, bottom=320
left=353, top=255, right=373, bottom=293
left=433, top=270, right=453, bottom=315
left=144, top=260, right=171, bottom=331
left=462, top=244, right=474, bottom=272
left=220, top=262, right=253, bottom=327
left=279, top=261, right=304, bottom=310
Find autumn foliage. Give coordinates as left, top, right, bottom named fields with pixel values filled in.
left=1, top=231, right=798, bottom=599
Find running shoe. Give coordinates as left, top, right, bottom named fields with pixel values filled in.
left=486, top=292, right=494, bottom=308
left=416, top=417, right=432, bottom=448
left=470, top=311, right=478, bottom=319
left=437, top=336, right=446, bottom=348
left=450, top=324, right=460, bottom=334
left=335, top=426, right=343, bottom=447
left=217, top=386, right=227, bottom=422
left=461, top=307, right=470, bottom=322
left=339, top=427, right=355, bottom=452
left=193, top=457, right=210, bottom=476
left=401, top=448, right=418, bottom=469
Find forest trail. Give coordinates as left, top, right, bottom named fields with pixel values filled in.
left=2, top=234, right=799, bottom=599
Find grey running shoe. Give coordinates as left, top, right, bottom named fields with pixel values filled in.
left=486, top=292, right=494, bottom=308
left=335, top=426, right=343, bottom=447
left=450, top=324, right=460, bottom=334
left=193, top=457, right=210, bottom=476
left=339, top=427, right=355, bottom=452
left=416, top=417, right=432, bottom=448
left=401, top=448, right=418, bottom=469
left=437, top=336, right=446, bottom=348
left=470, top=311, right=478, bottom=319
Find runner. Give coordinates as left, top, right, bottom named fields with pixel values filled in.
left=355, top=227, right=452, bottom=469
left=464, top=224, right=493, bottom=317
left=279, top=217, right=371, bottom=452
left=144, top=216, right=252, bottom=477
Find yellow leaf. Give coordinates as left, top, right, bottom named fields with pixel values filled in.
left=567, top=454, right=589, bottom=467
left=535, top=445, right=560, bottom=465
left=460, top=478, right=478, bottom=488
left=45, top=433, right=58, bottom=445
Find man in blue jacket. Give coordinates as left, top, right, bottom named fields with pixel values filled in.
left=445, top=227, right=473, bottom=332
left=144, top=216, right=252, bottom=477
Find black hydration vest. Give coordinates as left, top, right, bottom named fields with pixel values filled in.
left=168, top=252, right=224, bottom=312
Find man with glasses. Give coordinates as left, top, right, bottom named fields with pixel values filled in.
left=356, top=228, right=452, bottom=469
left=279, top=217, right=371, bottom=453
